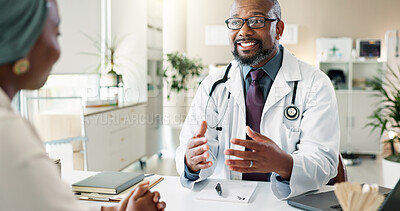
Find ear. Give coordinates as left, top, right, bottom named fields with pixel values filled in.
left=275, top=20, right=285, bottom=40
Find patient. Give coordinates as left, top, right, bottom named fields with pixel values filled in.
left=0, top=0, right=165, bottom=210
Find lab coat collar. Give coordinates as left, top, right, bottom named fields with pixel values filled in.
left=280, top=47, right=302, bottom=82
left=225, top=60, right=246, bottom=117
left=263, top=47, right=302, bottom=113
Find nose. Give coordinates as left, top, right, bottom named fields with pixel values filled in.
left=238, top=21, right=254, bottom=37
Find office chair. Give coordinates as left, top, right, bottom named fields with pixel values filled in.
left=327, top=153, right=348, bottom=185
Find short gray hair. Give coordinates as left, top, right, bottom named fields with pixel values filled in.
left=270, top=0, right=281, bottom=20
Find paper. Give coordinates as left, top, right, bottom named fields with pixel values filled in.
left=196, top=180, right=257, bottom=203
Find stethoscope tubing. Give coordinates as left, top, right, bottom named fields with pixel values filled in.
left=205, top=63, right=300, bottom=131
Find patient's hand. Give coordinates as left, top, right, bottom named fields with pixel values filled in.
left=102, top=182, right=166, bottom=211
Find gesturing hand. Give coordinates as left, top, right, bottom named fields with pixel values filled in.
left=185, top=120, right=213, bottom=172
left=224, top=126, right=294, bottom=180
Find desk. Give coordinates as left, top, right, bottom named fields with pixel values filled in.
left=63, top=171, right=300, bottom=211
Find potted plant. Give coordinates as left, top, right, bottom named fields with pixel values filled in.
left=366, top=65, right=400, bottom=187
left=81, top=34, right=125, bottom=103
left=162, top=52, right=204, bottom=136
left=163, top=52, right=204, bottom=99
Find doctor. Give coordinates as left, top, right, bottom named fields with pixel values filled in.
left=176, top=0, right=340, bottom=199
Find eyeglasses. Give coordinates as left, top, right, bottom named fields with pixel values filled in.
left=225, top=16, right=279, bottom=30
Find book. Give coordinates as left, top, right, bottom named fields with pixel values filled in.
left=72, top=171, right=144, bottom=195
left=75, top=176, right=165, bottom=202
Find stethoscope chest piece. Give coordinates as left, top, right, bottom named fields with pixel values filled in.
left=284, top=80, right=300, bottom=121
left=284, top=104, right=299, bottom=120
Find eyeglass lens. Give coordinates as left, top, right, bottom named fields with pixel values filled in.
left=227, top=17, right=272, bottom=30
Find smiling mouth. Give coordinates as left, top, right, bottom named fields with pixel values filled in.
left=235, top=39, right=260, bottom=50
left=239, top=41, right=256, bottom=47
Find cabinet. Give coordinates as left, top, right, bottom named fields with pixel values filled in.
left=318, top=60, right=384, bottom=154
left=84, top=103, right=146, bottom=171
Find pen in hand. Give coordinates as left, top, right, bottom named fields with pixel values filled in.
left=215, top=183, right=222, bottom=196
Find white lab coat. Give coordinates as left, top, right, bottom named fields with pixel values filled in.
left=176, top=47, right=340, bottom=199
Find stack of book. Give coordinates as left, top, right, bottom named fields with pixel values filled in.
left=72, top=171, right=144, bottom=195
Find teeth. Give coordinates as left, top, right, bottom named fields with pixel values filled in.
left=241, top=42, right=255, bottom=47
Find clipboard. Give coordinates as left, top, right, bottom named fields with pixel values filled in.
left=76, top=176, right=164, bottom=202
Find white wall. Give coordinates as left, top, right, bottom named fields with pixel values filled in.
left=111, top=0, right=148, bottom=103
left=54, top=0, right=102, bottom=74
left=185, top=0, right=400, bottom=66
left=163, top=0, right=187, bottom=53
left=186, top=0, right=233, bottom=65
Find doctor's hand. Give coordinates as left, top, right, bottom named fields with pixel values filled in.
left=185, top=120, right=213, bottom=172
left=224, top=126, right=294, bottom=180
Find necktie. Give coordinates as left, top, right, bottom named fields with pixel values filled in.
left=243, top=69, right=270, bottom=181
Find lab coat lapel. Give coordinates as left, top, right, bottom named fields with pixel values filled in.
left=225, top=61, right=246, bottom=118
left=263, top=48, right=302, bottom=113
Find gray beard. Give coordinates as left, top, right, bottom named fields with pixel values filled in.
left=232, top=40, right=276, bottom=67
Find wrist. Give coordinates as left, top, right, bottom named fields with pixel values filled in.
left=278, top=154, right=293, bottom=180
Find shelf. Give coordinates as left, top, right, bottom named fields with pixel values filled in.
left=319, top=59, right=384, bottom=64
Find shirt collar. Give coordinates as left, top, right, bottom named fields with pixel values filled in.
left=242, top=45, right=283, bottom=81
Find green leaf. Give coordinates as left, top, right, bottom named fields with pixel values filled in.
left=163, top=51, right=204, bottom=99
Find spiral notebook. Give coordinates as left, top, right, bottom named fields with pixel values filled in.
left=196, top=180, right=257, bottom=203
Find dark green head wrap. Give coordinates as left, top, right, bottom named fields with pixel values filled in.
left=0, top=0, right=48, bottom=65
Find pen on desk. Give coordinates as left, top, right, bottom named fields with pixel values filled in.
left=215, top=183, right=222, bottom=196
left=149, top=177, right=164, bottom=189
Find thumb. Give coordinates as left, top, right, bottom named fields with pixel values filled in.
left=195, top=120, right=208, bottom=138
left=246, top=126, right=270, bottom=143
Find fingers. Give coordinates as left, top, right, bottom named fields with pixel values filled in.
left=132, top=182, right=150, bottom=200
left=227, top=138, right=261, bottom=151
left=195, top=120, right=208, bottom=138
left=224, top=148, right=256, bottom=159
left=228, top=166, right=256, bottom=173
left=190, top=151, right=209, bottom=163
left=246, top=126, right=272, bottom=143
left=225, top=159, right=254, bottom=168
left=157, top=201, right=166, bottom=210
left=153, top=191, right=160, bottom=203
left=195, top=161, right=213, bottom=169
left=186, top=137, right=208, bottom=150
left=186, top=141, right=209, bottom=163
left=187, top=152, right=213, bottom=168
left=186, top=143, right=209, bottom=163
left=118, top=182, right=145, bottom=211
left=152, top=191, right=166, bottom=210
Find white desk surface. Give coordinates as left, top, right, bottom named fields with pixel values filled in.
left=62, top=171, right=302, bottom=211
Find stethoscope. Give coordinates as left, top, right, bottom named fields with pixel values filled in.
left=205, top=63, right=232, bottom=131
left=204, top=63, right=300, bottom=131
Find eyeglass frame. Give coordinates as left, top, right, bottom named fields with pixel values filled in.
left=224, top=16, right=279, bottom=30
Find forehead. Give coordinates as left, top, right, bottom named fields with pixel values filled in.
left=230, top=0, right=273, bottom=17
left=48, top=0, right=60, bottom=23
